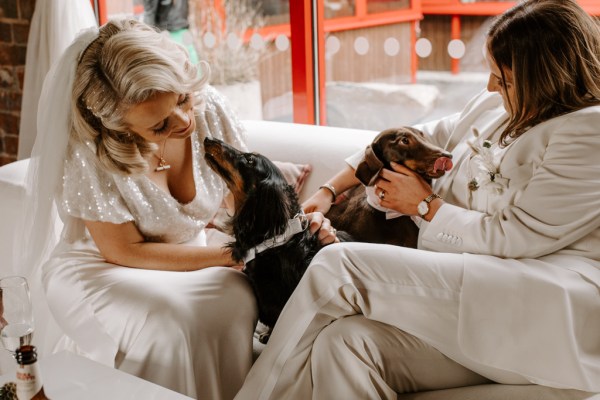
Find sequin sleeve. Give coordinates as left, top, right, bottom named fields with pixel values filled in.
left=60, top=141, right=134, bottom=224
left=198, top=85, right=248, bottom=151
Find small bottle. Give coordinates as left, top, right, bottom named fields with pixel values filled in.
left=15, top=345, right=49, bottom=400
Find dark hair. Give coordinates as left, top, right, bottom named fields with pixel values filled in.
left=487, top=0, right=600, bottom=146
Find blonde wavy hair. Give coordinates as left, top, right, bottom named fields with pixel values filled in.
left=487, top=0, right=600, bottom=146
left=72, top=19, right=209, bottom=175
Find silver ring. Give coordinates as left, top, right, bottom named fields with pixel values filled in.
left=330, top=227, right=337, bottom=235
left=379, top=190, right=386, bottom=200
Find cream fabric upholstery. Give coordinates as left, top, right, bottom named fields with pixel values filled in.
left=0, top=159, right=29, bottom=275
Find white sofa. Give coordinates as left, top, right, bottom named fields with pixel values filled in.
left=0, top=120, right=597, bottom=399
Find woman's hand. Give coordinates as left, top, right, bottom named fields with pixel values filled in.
left=303, top=165, right=361, bottom=214
left=302, top=189, right=334, bottom=214
left=306, top=212, right=339, bottom=245
left=230, top=263, right=245, bottom=271
left=374, top=162, right=435, bottom=216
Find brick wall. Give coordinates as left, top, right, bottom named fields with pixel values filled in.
left=0, top=0, right=35, bottom=166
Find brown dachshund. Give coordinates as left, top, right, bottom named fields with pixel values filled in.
left=326, top=127, right=453, bottom=247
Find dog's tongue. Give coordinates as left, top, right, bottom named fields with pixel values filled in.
left=433, top=157, right=453, bottom=173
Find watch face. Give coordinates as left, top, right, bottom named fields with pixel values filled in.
left=418, top=201, right=429, bottom=216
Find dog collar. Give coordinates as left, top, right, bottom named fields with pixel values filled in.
left=243, top=212, right=309, bottom=265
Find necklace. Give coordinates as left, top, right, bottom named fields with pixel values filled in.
left=154, top=138, right=171, bottom=172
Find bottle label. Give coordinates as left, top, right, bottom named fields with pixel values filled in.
left=16, top=363, right=43, bottom=400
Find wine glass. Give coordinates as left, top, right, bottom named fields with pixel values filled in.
left=0, top=276, right=34, bottom=357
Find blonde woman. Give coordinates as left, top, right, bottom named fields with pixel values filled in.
left=236, top=0, right=600, bottom=398
left=17, top=19, right=334, bottom=399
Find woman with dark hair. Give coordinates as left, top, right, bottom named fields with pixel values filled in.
left=236, top=1, right=600, bottom=398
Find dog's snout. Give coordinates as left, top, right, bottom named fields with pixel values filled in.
left=204, top=137, right=221, bottom=147
left=204, top=137, right=225, bottom=157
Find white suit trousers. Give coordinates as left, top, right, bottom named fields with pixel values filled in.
left=235, top=242, right=530, bottom=400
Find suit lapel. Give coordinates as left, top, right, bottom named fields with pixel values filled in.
left=434, top=109, right=508, bottom=196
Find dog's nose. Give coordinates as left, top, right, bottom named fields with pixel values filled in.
left=204, top=137, right=223, bottom=156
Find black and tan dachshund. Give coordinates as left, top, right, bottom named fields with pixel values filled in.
left=326, top=127, right=453, bottom=248
left=204, top=137, right=322, bottom=340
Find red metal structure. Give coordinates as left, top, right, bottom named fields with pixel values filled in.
left=289, top=0, right=326, bottom=125
left=422, top=0, right=600, bottom=74
left=423, top=0, right=600, bottom=15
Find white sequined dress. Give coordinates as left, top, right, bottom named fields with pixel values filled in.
left=42, top=87, right=258, bottom=399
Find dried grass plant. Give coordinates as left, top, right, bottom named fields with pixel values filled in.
left=190, top=0, right=265, bottom=85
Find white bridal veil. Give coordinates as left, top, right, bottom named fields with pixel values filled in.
left=17, top=26, right=100, bottom=279
left=17, top=0, right=96, bottom=160
left=11, top=26, right=100, bottom=364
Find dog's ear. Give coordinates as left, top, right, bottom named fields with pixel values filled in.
left=234, top=177, right=296, bottom=241
left=355, top=145, right=384, bottom=186
left=256, top=178, right=296, bottom=234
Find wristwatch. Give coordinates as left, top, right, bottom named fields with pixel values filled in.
left=417, top=193, right=441, bottom=218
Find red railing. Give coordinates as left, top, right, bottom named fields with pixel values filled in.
left=422, top=0, right=515, bottom=15
left=421, top=0, right=600, bottom=74
left=422, top=0, right=600, bottom=16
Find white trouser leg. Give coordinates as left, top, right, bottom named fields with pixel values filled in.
left=235, top=242, right=527, bottom=400
left=312, top=315, right=490, bottom=399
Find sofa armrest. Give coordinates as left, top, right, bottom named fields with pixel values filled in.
left=243, top=120, right=377, bottom=202
left=0, top=159, right=29, bottom=277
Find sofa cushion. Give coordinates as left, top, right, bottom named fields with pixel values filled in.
left=273, top=161, right=312, bottom=194
left=0, top=159, right=29, bottom=276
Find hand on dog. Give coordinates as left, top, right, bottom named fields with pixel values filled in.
left=375, top=162, right=437, bottom=216
left=302, top=191, right=333, bottom=215
left=230, top=263, right=245, bottom=271
left=306, top=212, right=339, bottom=245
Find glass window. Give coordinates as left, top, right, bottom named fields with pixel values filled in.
left=189, top=0, right=293, bottom=122
left=253, top=0, right=290, bottom=25
left=324, top=0, right=355, bottom=19
left=103, top=0, right=142, bottom=19
left=323, top=23, right=418, bottom=130
left=100, top=0, right=600, bottom=129
left=367, top=0, right=410, bottom=14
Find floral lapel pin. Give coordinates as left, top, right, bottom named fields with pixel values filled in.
left=467, top=128, right=509, bottom=195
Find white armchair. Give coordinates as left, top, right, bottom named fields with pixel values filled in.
left=0, top=120, right=596, bottom=400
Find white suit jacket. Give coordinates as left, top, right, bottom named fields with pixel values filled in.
left=417, top=90, right=600, bottom=392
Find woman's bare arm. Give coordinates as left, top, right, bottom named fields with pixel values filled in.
left=84, top=219, right=238, bottom=271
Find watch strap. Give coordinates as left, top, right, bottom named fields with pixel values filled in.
left=423, top=193, right=441, bottom=204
